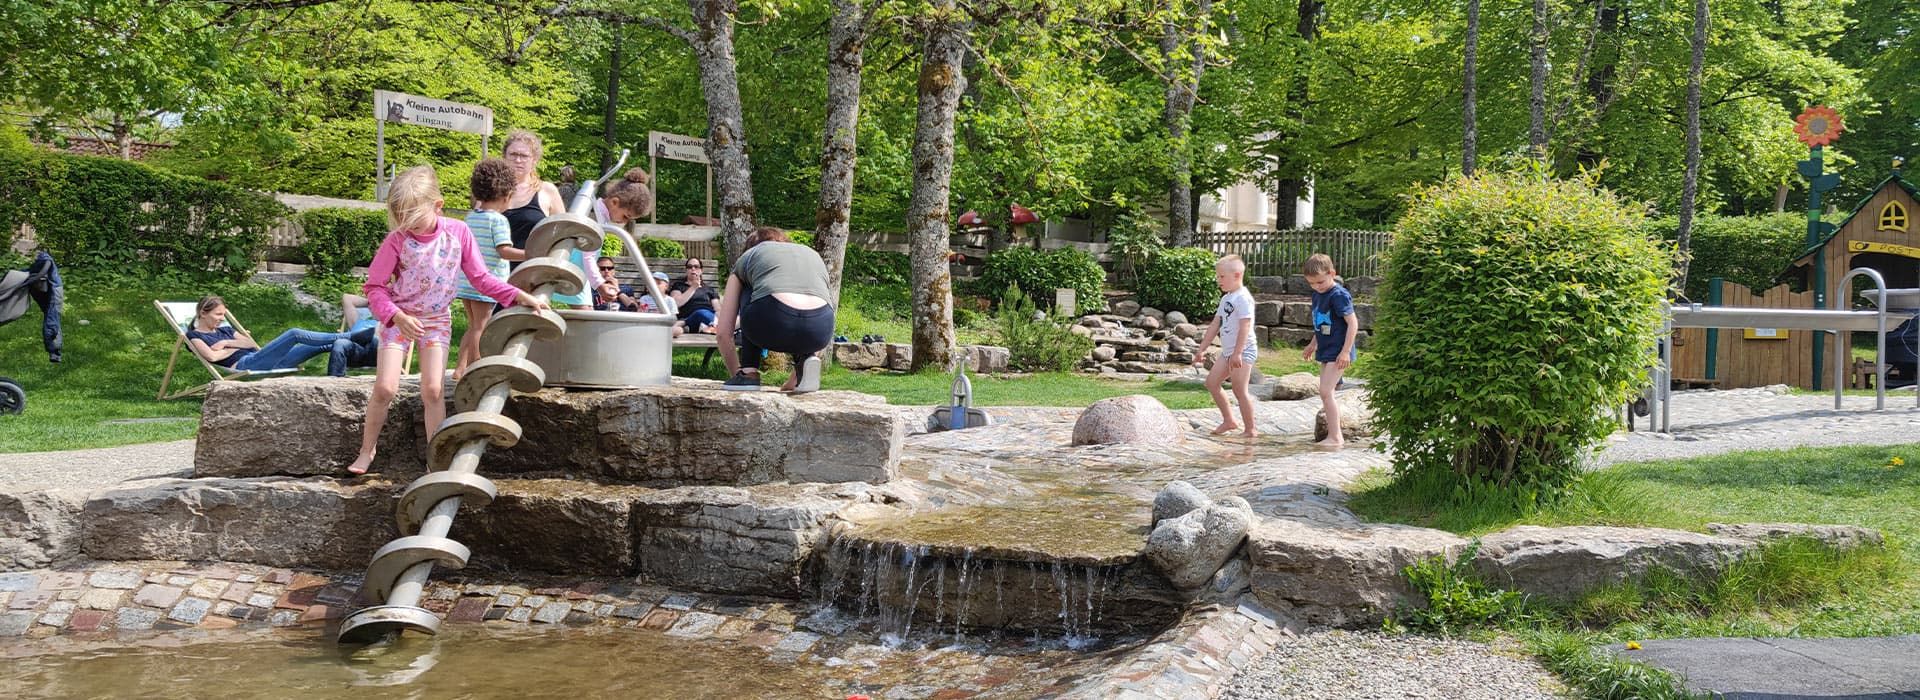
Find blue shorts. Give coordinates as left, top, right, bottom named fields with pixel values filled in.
left=1315, top=342, right=1355, bottom=364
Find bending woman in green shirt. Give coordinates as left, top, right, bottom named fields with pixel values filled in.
left=715, top=228, right=836, bottom=394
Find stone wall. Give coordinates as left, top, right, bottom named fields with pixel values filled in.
left=831, top=342, right=1010, bottom=373
left=195, top=378, right=902, bottom=486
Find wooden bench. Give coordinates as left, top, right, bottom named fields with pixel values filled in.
left=674, top=333, right=722, bottom=371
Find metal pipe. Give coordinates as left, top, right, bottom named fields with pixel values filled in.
left=1837, top=267, right=1889, bottom=410
left=603, top=225, right=672, bottom=316
left=1669, top=306, right=1886, bottom=332
left=570, top=149, right=632, bottom=216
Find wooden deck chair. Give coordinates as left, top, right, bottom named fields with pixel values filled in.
left=154, top=300, right=300, bottom=400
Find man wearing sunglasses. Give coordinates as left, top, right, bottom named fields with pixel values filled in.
left=593, top=259, right=642, bottom=312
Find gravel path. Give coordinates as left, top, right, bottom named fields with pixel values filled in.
left=1220, top=630, right=1568, bottom=700
left=1601, top=386, right=1920, bottom=464
left=0, top=439, right=194, bottom=493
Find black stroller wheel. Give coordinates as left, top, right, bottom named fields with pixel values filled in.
left=0, top=378, right=21, bottom=415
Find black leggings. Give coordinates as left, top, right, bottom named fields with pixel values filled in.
left=739, top=296, right=835, bottom=370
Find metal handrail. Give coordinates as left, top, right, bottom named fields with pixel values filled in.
left=1836, top=267, right=1889, bottom=410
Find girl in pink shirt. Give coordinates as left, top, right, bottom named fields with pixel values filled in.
left=346, top=165, right=549, bottom=476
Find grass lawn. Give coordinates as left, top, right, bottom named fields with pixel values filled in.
left=1352, top=443, right=1920, bottom=638
left=0, top=273, right=334, bottom=453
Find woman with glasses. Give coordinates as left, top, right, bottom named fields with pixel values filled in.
left=669, top=256, right=718, bottom=334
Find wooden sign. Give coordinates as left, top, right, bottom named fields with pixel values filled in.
left=1053, top=288, right=1076, bottom=316
left=1849, top=240, right=1920, bottom=259
left=649, top=131, right=709, bottom=164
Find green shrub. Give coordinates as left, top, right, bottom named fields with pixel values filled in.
left=1106, top=212, right=1165, bottom=286
left=1643, top=213, right=1807, bottom=300
left=1135, top=246, right=1220, bottom=319
left=297, top=208, right=389, bottom=276
left=845, top=247, right=910, bottom=285
left=635, top=237, right=685, bottom=260
left=0, top=141, right=286, bottom=283
left=1371, top=169, right=1669, bottom=498
left=1392, top=540, right=1530, bottom=634
left=977, top=247, right=1105, bottom=315
left=997, top=284, right=1095, bottom=372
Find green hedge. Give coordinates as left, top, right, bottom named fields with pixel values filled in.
left=1644, top=213, right=1808, bottom=300
left=297, top=208, right=388, bottom=276
left=1136, top=247, right=1220, bottom=319
left=1371, top=170, right=1668, bottom=499
left=0, top=133, right=286, bottom=283
left=845, top=247, right=910, bottom=285
left=976, top=246, right=1105, bottom=315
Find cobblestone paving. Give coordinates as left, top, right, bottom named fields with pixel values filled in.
left=1603, top=386, right=1920, bottom=464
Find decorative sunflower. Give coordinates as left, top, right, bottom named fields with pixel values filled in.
left=1794, top=105, right=1844, bottom=147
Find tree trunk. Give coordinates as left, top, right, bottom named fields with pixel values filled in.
left=814, top=0, right=865, bottom=305
left=1773, top=182, right=1790, bottom=213
left=686, top=0, right=758, bottom=261
left=1677, top=0, right=1708, bottom=290
left=1162, top=0, right=1212, bottom=247
left=1272, top=0, right=1321, bottom=231
left=1575, top=0, right=1621, bottom=168
left=1529, top=0, right=1550, bottom=160
left=1463, top=0, right=1480, bottom=175
left=906, top=0, right=969, bottom=373
left=112, top=114, right=133, bottom=160
left=601, top=24, right=623, bottom=174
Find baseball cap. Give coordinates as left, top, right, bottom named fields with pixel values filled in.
left=651, top=271, right=669, bottom=281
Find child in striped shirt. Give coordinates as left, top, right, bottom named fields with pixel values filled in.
left=454, top=158, right=519, bottom=380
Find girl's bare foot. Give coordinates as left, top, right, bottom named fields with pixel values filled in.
left=1239, top=428, right=1258, bottom=439
left=346, top=452, right=375, bottom=476
left=1314, top=437, right=1345, bottom=450
left=1210, top=423, right=1239, bottom=436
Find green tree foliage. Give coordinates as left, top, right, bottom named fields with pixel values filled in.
left=1370, top=169, right=1669, bottom=499
left=1135, top=246, right=1220, bottom=319
left=1646, top=213, right=1809, bottom=300
left=976, top=247, right=1106, bottom=315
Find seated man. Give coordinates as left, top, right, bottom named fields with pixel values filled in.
left=327, top=294, right=380, bottom=377
left=593, top=259, right=641, bottom=312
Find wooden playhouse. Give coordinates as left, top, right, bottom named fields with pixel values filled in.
left=1671, top=165, right=1919, bottom=389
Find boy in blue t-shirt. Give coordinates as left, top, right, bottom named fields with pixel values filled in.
left=1300, top=253, right=1357, bottom=448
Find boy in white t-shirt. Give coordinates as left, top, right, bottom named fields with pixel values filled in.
left=1192, top=254, right=1258, bottom=438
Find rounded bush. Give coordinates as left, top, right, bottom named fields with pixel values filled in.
left=298, top=208, right=389, bottom=276
left=634, top=237, right=685, bottom=260
left=976, top=246, right=1105, bottom=315
left=1136, top=247, right=1220, bottom=319
left=1370, top=170, right=1669, bottom=498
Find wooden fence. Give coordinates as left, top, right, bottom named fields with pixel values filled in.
left=1191, top=228, right=1392, bottom=278
left=1669, top=280, right=1820, bottom=389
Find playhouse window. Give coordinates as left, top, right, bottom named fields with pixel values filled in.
left=1881, top=201, right=1909, bottom=232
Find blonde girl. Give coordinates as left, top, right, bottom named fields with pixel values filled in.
left=346, top=166, right=549, bottom=476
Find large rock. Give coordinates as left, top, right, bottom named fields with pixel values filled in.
left=1272, top=327, right=1316, bottom=347
left=452, top=480, right=641, bottom=576
left=80, top=478, right=395, bottom=570
left=885, top=343, right=915, bottom=372
left=1705, top=522, right=1884, bottom=550
left=968, top=345, right=1012, bottom=373
left=194, top=378, right=902, bottom=486
left=1091, top=345, right=1118, bottom=362
left=0, top=491, right=85, bottom=570
left=1283, top=274, right=1312, bottom=295
left=1353, top=303, right=1376, bottom=331
left=1151, top=480, right=1210, bottom=526
left=1072, top=395, right=1185, bottom=446
left=1172, top=322, right=1200, bottom=340
left=1248, top=519, right=1469, bottom=627
left=1254, top=301, right=1282, bottom=326
left=196, top=379, right=425, bottom=477
left=1251, top=276, right=1286, bottom=295
left=1272, top=372, right=1321, bottom=401
left=1164, top=311, right=1188, bottom=326
left=1144, top=501, right=1254, bottom=590
left=633, top=484, right=856, bottom=596
left=1346, top=276, right=1380, bottom=298
left=1282, top=301, right=1313, bottom=327
left=832, top=342, right=889, bottom=370
left=1112, top=300, right=1141, bottom=317
left=1314, top=390, right=1375, bottom=441
left=1470, top=526, right=1750, bottom=602
left=1134, top=315, right=1162, bottom=332
left=1139, top=307, right=1165, bottom=322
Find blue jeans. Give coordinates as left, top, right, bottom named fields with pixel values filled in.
left=682, top=308, right=716, bottom=331
left=231, top=328, right=345, bottom=372
left=327, top=327, right=378, bottom=376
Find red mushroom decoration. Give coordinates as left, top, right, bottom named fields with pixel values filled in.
left=1793, top=105, right=1844, bottom=148
left=1009, top=204, right=1039, bottom=225
left=957, top=210, right=986, bottom=226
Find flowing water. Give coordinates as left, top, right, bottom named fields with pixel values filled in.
left=0, top=624, right=1121, bottom=699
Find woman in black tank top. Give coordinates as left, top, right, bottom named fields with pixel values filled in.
left=500, top=130, right=564, bottom=259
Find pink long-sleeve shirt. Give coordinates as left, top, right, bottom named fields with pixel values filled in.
left=363, top=217, right=521, bottom=323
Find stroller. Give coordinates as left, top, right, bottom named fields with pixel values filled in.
left=1886, top=313, right=1919, bottom=389
left=0, top=251, right=65, bottom=414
